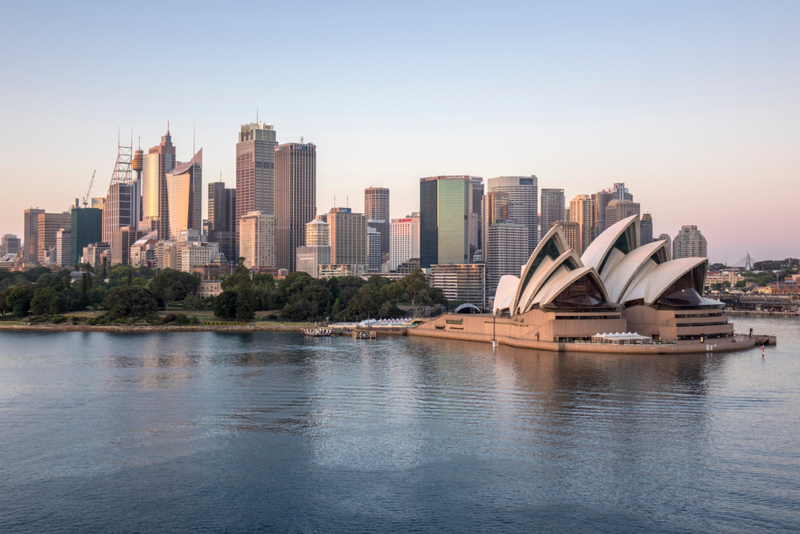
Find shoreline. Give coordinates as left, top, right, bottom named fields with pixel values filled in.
left=0, top=323, right=309, bottom=334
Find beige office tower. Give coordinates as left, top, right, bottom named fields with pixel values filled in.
left=486, top=175, right=539, bottom=254
left=364, top=187, right=390, bottom=256
left=275, top=142, right=316, bottom=271
left=166, top=149, right=202, bottom=240
left=328, top=208, right=367, bottom=266
left=605, top=200, right=641, bottom=230
left=569, top=194, right=595, bottom=254
left=142, top=129, right=176, bottom=239
left=37, top=212, right=71, bottom=264
left=111, top=226, right=144, bottom=266
left=55, top=228, right=71, bottom=267
left=540, top=189, right=565, bottom=241
left=550, top=221, right=581, bottom=253
left=236, top=122, right=278, bottom=259
left=481, top=191, right=509, bottom=263
left=672, top=225, right=707, bottom=260
left=22, top=208, right=44, bottom=263
left=389, top=213, right=420, bottom=271
left=305, top=217, right=329, bottom=247
left=239, top=211, right=276, bottom=268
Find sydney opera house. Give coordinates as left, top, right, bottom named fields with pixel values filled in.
left=412, top=215, right=752, bottom=353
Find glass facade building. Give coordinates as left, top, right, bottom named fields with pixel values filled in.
left=166, top=149, right=202, bottom=241
left=70, top=207, right=103, bottom=266
left=419, top=176, right=481, bottom=268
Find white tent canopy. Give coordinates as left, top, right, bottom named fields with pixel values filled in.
left=591, top=332, right=652, bottom=344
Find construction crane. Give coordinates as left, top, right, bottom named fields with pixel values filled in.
left=82, top=170, right=96, bottom=208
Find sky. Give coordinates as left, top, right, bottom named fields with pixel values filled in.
left=1, top=1, right=798, bottom=264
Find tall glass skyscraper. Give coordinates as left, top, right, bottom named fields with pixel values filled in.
left=166, top=149, right=202, bottom=241
left=236, top=122, right=278, bottom=260
left=142, top=129, right=176, bottom=239
left=364, top=187, right=390, bottom=256
left=419, top=176, right=482, bottom=268
left=275, top=142, right=316, bottom=271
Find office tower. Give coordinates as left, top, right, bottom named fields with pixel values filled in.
left=236, top=122, right=278, bottom=257
left=390, top=213, right=420, bottom=271
left=328, top=207, right=367, bottom=266
left=429, top=263, right=487, bottom=309
left=640, top=213, right=654, bottom=245
left=274, top=142, right=316, bottom=271
left=239, top=211, right=276, bottom=268
left=305, top=216, right=329, bottom=247
left=37, top=212, right=71, bottom=264
left=56, top=228, right=71, bottom=267
left=592, top=190, right=613, bottom=236
left=658, top=233, right=672, bottom=259
left=569, top=194, right=595, bottom=254
left=111, top=226, right=144, bottom=266
left=487, top=220, right=529, bottom=297
left=611, top=182, right=633, bottom=201
left=486, top=175, right=539, bottom=254
left=368, top=226, right=382, bottom=271
left=208, top=182, right=237, bottom=262
left=103, top=141, right=142, bottom=260
left=540, top=189, right=565, bottom=240
left=480, top=191, right=509, bottom=260
left=1, top=234, right=21, bottom=256
left=71, top=207, right=103, bottom=266
left=419, top=175, right=482, bottom=268
left=364, top=187, right=390, bottom=256
left=673, top=225, right=707, bottom=259
left=22, top=208, right=44, bottom=263
left=166, top=149, right=202, bottom=240
left=142, top=129, right=176, bottom=239
left=550, top=221, right=581, bottom=252
left=605, top=200, right=640, bottom=229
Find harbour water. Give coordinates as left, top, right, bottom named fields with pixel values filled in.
left=0, top=316, right=798, bottom=533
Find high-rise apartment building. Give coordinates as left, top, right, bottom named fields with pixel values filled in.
left=487, top=220, right=529, bottom=297
left=540, top=189, right=565, bottom=241
left=55, top=228, right=71, bottom=267
left=166, top=149, right=202, bottom=240
left=1, top=234, right=21, bottom=257
left=296, top=217, right=331, bottom=278
left=486, top=175, right=539, bottom=254
left=328, top=207, right=367, bottom=267
left=71, top=207, right=103, bottom=266
left=305, top=216, right=329, bottom=247
left=275, top=142, right=316, bottom=271
left=22, top=208, right=44, bottom=263
left=569, top=194, right=595, bottom=254
left=239, top=211, right=276, bottom=268
left=37, top=212, right=71, bottom=264
left=390, top=213, right=420, bottom=271
left=208, top=181, right=237, bottom=262
left=673, top=225, right=707, bottom=259
left=142, top=129, right=176, bottom=239
left=236, top=122, right=278, bottom=259
left=364, top=187, right=390, bottom=256
left=605, top=200, right=641, bottom=229
left=640, top=213, right=654, bottom=245
left=420, top=176, right=482, bottom=268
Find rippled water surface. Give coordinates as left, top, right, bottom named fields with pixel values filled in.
left=0, top=316, right=798, bottom=533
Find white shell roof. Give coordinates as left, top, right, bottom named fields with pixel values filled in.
left=537, top=267, right=610, bottom=308
left=603, top=240, right=670, bottom=302
left=621, top=257, right=708, bottom=305
left=517, top=249, right=583, bottom=314
left=581, top=214, right=639, bottom=271
left=493, top=275, right=519, bottom=315
left=510, top=224, right=571, bottom=315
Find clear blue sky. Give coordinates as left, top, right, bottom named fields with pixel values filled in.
left=1, top=1, right=798, bottom=263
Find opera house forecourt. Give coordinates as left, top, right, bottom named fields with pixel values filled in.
left=411, top=215, right=773, bottom=353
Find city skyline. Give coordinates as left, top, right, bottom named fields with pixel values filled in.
left=1, top=2, right=799, bottom=262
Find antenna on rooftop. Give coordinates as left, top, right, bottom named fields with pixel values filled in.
left=300, top=136, right=304, bottom=144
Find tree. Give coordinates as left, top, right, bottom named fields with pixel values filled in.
left=182, top=293, right=202, bottom=311
left=235, top=285, right=255, bottom=321
left=148, top=269, right=200, bottom=308
left=212, top=290, right=237, bottom=319
left=402, top=269, right=427, bottom=308
left=30, top=287, right=67, bottom=315
left=36, top=272, right=63, bottom=289
left=80, top=272, right=92, bottom=309
left=108, top=265, right=135, bottom=287
left=102, top=285, right=158, bottom=319
left=5, top=286, right=35, bottom=317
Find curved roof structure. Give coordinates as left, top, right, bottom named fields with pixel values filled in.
left=516, top=249, right=583, bottom=314
left=493, top=275, right=519, bottom=315
left=537, top=267, right=612, bottom=309
left=581, top=215, right=639, bottom=276
left=510, top=225, right=571, bottom=315
left=454, top=303, right=482, bottom=314
left=621, top=257, right=708, bottom=305
left=602, top=239, right=670, bottom=302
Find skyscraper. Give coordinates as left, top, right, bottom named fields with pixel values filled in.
left=389, top=213, right=420, bottom=271
left=236, top=122, right=278, bottom=259
left=102, top=141, right=141, bottom=261
left=551, top=221, right=581, bottom=252
left=481, top=191, right=509, bottom=260
left=486, top=219, right=528, bottom=297
left=328, top=207, right=367, bottom=267
left=419, top=175, right=482, bottom=268
left=569, top=194, right=595, bottom=254
left=486, top=175, right=539, bottom=254
left=591, top=190, right=613, bottom=237
left=364, top=187, right=390, bottom=256
left=1, top=234, right=21, bottom=257
left=70, top=207, right=102, bottom=265
left=274, top=142, right=316, bottom=271
left=611, top=182, right=633, bottom=201
left=166, top=149, right=202, bottom=240
left=605, top=200, right=641, bottom=229
left=37, top=212, right=71, bottom=264
left=208, top=181, right=237, bottom=262
left=658, top=233, right=672, bottom=258
left=540, top=189, right=565, bottom=241
left=673, top=225, right=707, bottom=259
left=640, top=213, right=654, bottom=245
left=22, top=208, right=44, bottom=263
left=367, top=226, right=382, bottom=271
left=56, top=228, right=71, bottom=267
left=296, top=217, right=331, bottom=278
left=239, top=211, right=276, bottom=268
left=142, top=129, right=176, bottom=239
